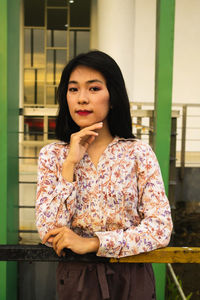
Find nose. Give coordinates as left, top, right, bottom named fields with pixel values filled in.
left=78, top=98, right=89, bottom=104
left=78, top=89, right=89, bottom=104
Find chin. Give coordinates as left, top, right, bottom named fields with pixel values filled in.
left=77, top=121, right=94, bottom=128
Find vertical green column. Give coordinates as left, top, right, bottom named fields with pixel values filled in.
left=153, top=0, right=175, bottom=299
left=0, top=0, right=20, bottom=299
left=0, top=0, right=8, bottom=297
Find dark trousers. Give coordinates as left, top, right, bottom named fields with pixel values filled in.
left=56, top=261, right=156, bottom=300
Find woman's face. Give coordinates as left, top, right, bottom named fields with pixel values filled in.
left=66, top=65, right=110, bottom=129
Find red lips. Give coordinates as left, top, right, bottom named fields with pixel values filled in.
left=76, top=110, right=92, bottom=116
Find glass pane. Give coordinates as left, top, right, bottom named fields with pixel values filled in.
left=19, top=232, right=40, bottom=244
left=24, top=0, right=44, bottom=27
left=69, top=31, right=74, bottom=59
left=24, top=29, right=31, bottom=67
left=47, top=0, right=67, bottom=6
left=19, top=143, right=41, bottom=162
left=20, top=207, right=37, bottom=230
left=47, top=50, right=54, bottom=84
left=24, top=29, right=45, bottom=68
left=47, top=50, right=67, bottom=85
left=48, top=117, right=57, bottom=139
left=56, top=50, right=67, bottom=84
left=24, top=69, right=44, bottom=105
left=70, top=0, right=90, bottom=27
left=19, top=183, right=37, bottom=206
left=33, top=29, right=45, bottom=67
left=47, top=8, right=68, bottom=30
left=37, top=70, right=45, bottom=105
left=46, top=86, right=58, bottom=105
left=76, top=31, right=90, bottom=55
left=47, top=30, right=67, bottom=47
left=24, top=117, right=44, bottom=140
left=24, top=69, right=35, bottom=104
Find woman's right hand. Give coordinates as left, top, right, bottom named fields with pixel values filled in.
left=61, top=122, right=103, bottom=182
left=67, top=122, right=103, bottom=164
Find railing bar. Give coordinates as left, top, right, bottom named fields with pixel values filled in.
left=179, top=139, right=200, bottom=141
left=167, top=263, right=187, bottom=300
left=19, top=230, right=37, bottom=233
left=19, top=132, right=56, bottom=134
left=131, top=102, right=200, bottom=107
left=20, top=132, right=152, bottom=136
left=177, top=127, right=200, bottom=130
left=186, top=116, right=200, bottom=118
left=21, top=132, right=46, bottom=135
left=184, top=163, right=200, bottom=165
left=180, top=106, right=187, bottom=180
left=19, top=157, right=38, bottom=159
left=19, top=181, right=37, bottom=184
left=18, top=206, right=35, bottom=208
left=0, top=246, right=200, bottom=263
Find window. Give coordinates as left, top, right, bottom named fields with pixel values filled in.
left=20, top=0, right=91, bottom=244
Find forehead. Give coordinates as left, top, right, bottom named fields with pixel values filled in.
left=69, top=65, right=106, bottom=83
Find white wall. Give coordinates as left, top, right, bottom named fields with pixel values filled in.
left=132, top=0, right=200, bottom=105
left=172, top=0, right=200, bottom=154
left=132, top=0, right=156, bottom=102
left=173, top=0, right=200, bottom=103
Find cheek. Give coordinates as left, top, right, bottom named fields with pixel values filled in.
left=98, top=92, right=110, bottom=110
left=103, top=97, right=110, bottom=114
left=66, top=94, right=73, bottom=113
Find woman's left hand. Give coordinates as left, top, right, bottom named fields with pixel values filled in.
left=42, top=227, right=100, bottom=257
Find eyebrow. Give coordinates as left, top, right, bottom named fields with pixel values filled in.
left=68, top=79, right=104, bottom=85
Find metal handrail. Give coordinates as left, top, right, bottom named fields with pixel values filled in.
left=0, top=245, right=200, bottom=263
left=130, top=102, right=200, bottom=169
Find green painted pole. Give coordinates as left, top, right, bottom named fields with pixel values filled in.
left=0, top=0, right=20, bottom=299
left=0, top=1, right=8, bottom=299
left=154, top=0, right=175, bottom=183
left=153, top=0, right=175, bottom=299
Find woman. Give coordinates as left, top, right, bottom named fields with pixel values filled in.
left=36, top=51, right=173, bottom=300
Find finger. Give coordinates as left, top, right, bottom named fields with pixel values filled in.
left=70, top=131, right=98, bottom=146
left=82, top=136, right=96, bottom=150
left=52, top=231, right=64, bottom=251
left=77, top=130, right=99, bottom=140
left=80, top=122, right=103, bottom=132
left=85, top=135, right=96, bottom=145
left=56, top=239, right=66, bottom=257
left=47, top=237, right=54, bottom=243
left=42, top=228, right=63, bottom=244
left=43, top=231, right=55, bottom=244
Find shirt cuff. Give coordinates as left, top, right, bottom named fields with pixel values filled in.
left=54, top=175, right=77, bottom=203
left=95, top=229, right=124, bottom=258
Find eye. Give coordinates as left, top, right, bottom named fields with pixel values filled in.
left=68, top=87, right=78, bottom=92
left=90, top=86, right=101, bottom=91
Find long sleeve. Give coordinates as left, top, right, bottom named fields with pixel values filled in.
left=35, top=143, right=77, bottom=240
left=95, top=142, right=173, bottom=258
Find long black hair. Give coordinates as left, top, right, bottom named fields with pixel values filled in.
left=56, top=50, right=134, bottom=142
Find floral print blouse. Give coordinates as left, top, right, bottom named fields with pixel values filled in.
left=36, top=137, right=173, bottom=258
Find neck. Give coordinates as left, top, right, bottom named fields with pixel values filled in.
left=89, top=121, right=113, bottom=148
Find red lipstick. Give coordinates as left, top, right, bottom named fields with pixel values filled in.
left=76, top=110, right=92, bottom=116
